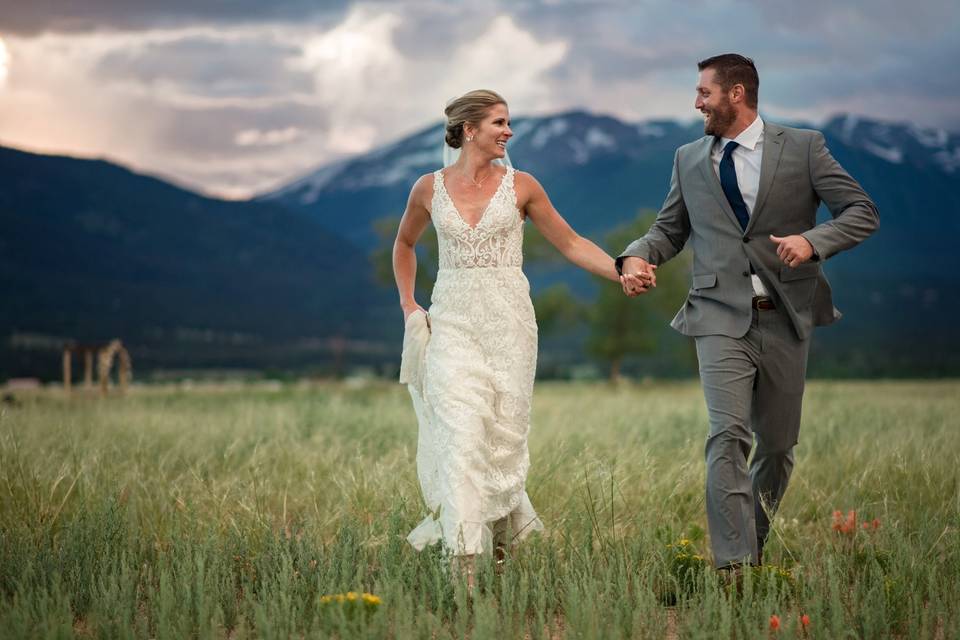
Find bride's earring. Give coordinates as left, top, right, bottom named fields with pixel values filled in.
left=466, top=136, right=474, bottom=142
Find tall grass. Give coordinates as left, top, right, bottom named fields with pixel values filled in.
left=1, top=380, right=957, bottom=638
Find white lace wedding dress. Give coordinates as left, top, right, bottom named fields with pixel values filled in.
left=404, top=166, right=543, bottom=556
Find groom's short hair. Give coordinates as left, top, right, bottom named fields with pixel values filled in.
left=698, top=54, right=759, bottom=109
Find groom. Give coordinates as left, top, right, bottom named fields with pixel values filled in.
left=618, top=54, right=878, bottom=569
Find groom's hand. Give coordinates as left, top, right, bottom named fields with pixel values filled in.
left=769, top=235, right=815, bottom=268
left=620, top=257, right=657, bottom=297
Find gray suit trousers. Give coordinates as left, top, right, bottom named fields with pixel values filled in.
left=695, top=306, right=809, bottom=567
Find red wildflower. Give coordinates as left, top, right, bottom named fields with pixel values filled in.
left=769, top=614, right=781, bottom=631
left=843, top=510, right=857, bottom=533
left=800, top=614, right=811, bottom=629
left=832, top=509, right=857, bottom=534
left=872, top=518, right=881, bottom=529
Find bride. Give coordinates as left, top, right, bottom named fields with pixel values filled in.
left=393, top=89, right=651, bottom=584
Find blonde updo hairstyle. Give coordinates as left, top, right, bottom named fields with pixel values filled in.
left=444, top=89, right=507, bottom=149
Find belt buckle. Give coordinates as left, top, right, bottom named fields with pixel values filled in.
left=752, top=296, right=775, bottom=310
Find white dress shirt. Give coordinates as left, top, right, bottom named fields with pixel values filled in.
left=712, top=115, right=769, bottom=296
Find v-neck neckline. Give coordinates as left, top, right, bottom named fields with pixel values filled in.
left=438, top=167, right=508, bottom=230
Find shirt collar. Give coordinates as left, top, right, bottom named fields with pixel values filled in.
left=719, top=115, right=764, bottom=151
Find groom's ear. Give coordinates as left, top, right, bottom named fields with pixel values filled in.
left=729, top=83, right=746, bottom=104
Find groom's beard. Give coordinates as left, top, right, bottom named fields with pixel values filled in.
left=703, top=99, right=736, bottom=136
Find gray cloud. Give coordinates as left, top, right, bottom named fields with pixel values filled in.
left=1, top=0, right=957, bottom=197
left=750, top=0, right=958, bottom=38
left=0, top=1, right=349, bottom=35
left=94, top=36, right=314, bottom=99
left=153, top=102, right=328, bottom=157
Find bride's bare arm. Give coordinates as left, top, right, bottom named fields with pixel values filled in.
left=518, top=171, right=622, bottom=283
left=393, top=175, right=433, bottom=320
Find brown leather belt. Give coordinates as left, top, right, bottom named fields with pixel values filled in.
left=752, top=296, right=776, bottom=310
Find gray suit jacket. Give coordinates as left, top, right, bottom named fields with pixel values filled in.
left=617, top=122, right=879, bottom=341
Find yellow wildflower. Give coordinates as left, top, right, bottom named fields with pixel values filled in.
left=320, top=591, right=382, bottom=609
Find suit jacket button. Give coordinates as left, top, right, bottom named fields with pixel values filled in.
left=742, top=271, right=750, bottom=277
left=742, top=237, right=750, bottom=243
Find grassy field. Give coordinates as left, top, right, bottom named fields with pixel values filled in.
left=1, top=380, right=958, bottom=639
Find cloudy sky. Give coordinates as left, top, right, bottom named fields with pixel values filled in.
left=1, top=0, right=957, bottom=198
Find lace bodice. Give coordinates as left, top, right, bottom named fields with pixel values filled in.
left=431, top=167, right=523, bottom=270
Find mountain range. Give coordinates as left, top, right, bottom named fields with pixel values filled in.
left=259, top=111, right=960, bottom=375
left=0, top=146, right=394, bottom=379
left=3, top=111, right=958, bottom=379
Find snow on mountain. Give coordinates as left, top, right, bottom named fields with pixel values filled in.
left=636, top=123, right=667, bottom=138
left=862, top=140, right=903, bottom=164
left=530, top=117, right=570, bottom=149
left=260, top=111, right=960, bottom=207
left=910, top=124, right=949, bottom=148
left=585, top=126, right=617, bottom=150
left=263, top=157, right=352, bottom=205
left=508, top=119, right=537, bottom=143
left=934, top=148, right=960, bottom=173
left=341, top=149, right=438, bottom=190
left=824, top=114, right=959, bottom=172
left=257, top=124, right=444, bottom=202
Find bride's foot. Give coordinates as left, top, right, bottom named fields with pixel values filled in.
left=450, top=555, right=476, bottom=593
left=492, top=517, right=509, bottom=575
left=493, top=547, right=507, bottom=575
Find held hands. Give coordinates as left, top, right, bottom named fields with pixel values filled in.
left=620, top=236, right=813, bottom=297
left=769, top=235, right=815, bottom=268
left=620, top=257, right=658, bottom=297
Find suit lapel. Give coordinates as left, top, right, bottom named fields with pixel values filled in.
left=696, top=137, right=744, bottom=231
left=746, top=123, right=785, bottom=233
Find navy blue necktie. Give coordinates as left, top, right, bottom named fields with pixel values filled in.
left=719, top=141, right=750, bottom=231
